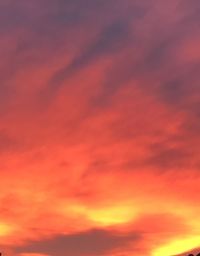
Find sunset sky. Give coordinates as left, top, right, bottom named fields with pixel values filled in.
left=0, top=1, right=200, bottom=256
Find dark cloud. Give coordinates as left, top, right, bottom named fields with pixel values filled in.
left=15, top=229, right=140, bottom=256
left=45, top=20, right=132, bottom=94
left=14, top=213, right=187, bottom=256
left=145, top=142, right=193, bottom=169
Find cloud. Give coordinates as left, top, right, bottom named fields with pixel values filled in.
left=41, top=19, right=132, bottom=102
left=0, top=0, right=200, bottom=255
left=15, top=229, right=140, bottom=256
left=13, top=213, right=188, bottom=256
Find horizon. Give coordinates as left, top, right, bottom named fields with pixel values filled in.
left=0, top=1, right=200, bottom=256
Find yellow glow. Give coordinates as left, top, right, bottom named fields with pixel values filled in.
left=88, top=206, right=136, bottom=226
left=153, top=236, right=200, bottom=256
left=61, top=203, right=136, bottom=226
left=0, top=222, right=15, bottom=237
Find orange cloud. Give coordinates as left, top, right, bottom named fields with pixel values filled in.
left=0, top=0, right=200, bottom=256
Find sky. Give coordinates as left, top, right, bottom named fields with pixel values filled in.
left=0, top=0, right=200, bottom=256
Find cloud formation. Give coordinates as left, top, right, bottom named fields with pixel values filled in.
left=0, top=0, right=200, bottom=256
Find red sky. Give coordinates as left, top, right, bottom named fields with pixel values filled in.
left=0, top=0, right=200, bottom=255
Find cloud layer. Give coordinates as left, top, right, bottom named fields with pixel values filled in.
left=0, top=0, right=200, bottom=256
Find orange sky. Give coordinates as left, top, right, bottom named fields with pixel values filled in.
left=0, top=0, right=200, bottom=256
